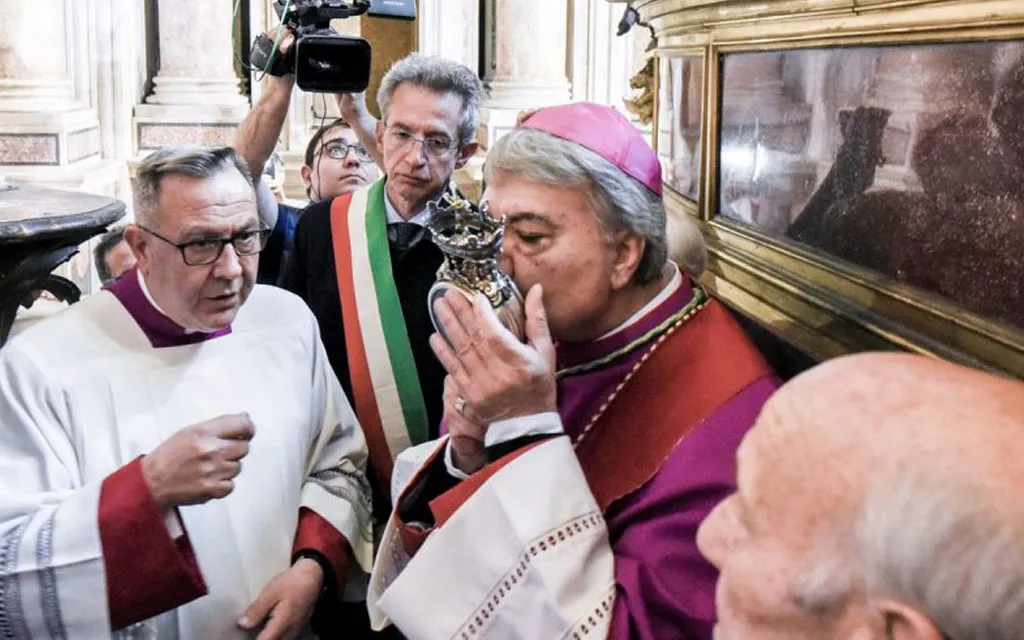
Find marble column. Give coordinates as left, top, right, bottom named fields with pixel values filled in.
left=418, top=0, right=479, bottom=72
left=0, top=0, right=108, bottom=189
left=133, top=0, right=248, bottom=152
left=477, top=0, right=572, bottom=151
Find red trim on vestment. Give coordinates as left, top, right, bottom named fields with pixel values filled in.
left=99, top=457, right=206, bottom=630
left=577, top=299, right=774, bottom=510
left=293, top=507, right=352, bottom=591
left=429, top=440, right=550, bottom=528
left=397, top=523, right=432, bottom=557
left=392, top=440, right=549, bottom=557
left=393, top=443, right=445, bottom=555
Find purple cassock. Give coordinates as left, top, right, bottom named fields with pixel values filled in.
left=553, top=277, right=779, bottom=639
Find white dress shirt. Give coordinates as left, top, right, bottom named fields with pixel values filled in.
left=383, top=189, right=433, bottom=227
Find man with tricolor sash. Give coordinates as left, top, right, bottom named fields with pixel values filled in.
left=279, top=54, right=480, bottom=636
left=366, top=103, right=781, bottom=639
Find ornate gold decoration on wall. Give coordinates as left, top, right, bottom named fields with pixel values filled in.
left=624, top=56, right=657, bottom=126
left=639, top=0, right=1024, bottom=378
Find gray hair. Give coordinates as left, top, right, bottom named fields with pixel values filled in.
left=376, top=54, right=481, bottom=148
left=795, top=471, right=1024, bottom=639
left=484, top=128, right=670, bottom=284
left=133, top=146, right=253, bottom=227
left=859, top=473, right=1024, bottom=640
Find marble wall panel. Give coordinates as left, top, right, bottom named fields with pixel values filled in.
left=137, top=123, right=237, bottom=150
left=0, top=134, right=59, bottom=165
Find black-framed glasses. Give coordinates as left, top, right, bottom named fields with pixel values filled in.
left=321, top=140, right=374, bottom=164
left=138, top=226, right=270, bottom=266
left=383, top=127, right=457, bottom=158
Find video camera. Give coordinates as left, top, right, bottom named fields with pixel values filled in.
left=250, top=0, right=415, bottom=94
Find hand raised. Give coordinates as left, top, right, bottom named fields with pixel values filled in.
left=335, top=92, right=369, bottom=121
left=141, top=413, right=255, bottom=510
left=430, top=284, right=557, bottom=426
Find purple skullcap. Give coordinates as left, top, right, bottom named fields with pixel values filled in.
left=518, top=102, right=662, bottom=196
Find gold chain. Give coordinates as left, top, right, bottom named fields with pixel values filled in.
left=571, top=297, right=709, bottom=450
left=557, top=286, right=708, bottom=380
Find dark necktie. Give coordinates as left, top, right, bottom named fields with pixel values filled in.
left=387, top=222, right=426, bottom=251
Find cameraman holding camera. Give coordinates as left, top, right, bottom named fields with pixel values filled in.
left=235, top=26, right=382, bottom=285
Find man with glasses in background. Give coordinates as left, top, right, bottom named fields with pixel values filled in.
left=0, top=146, right=373, bottom=639
left=234, top=26, right=380, bottom=285
left=280, top=53, right=480, bottom=637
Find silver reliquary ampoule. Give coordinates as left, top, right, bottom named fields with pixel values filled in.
left=425, top=187, right=525, bottom=342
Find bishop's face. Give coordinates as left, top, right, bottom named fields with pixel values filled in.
left=483, top=173, right=634, bottom=343
left=129, top=169, right=259, bottom=332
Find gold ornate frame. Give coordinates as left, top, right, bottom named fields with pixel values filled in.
left=638, top=0, right=1024, bottom=378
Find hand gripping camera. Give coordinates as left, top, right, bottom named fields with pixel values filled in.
left=250, top=0, right=415, bottom=94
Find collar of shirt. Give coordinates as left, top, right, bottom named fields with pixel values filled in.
left=137, top=269, right=210, bottom=335
left=383, top=186, right=438, bottom=227
left=597, top=263, right=683, bottom=341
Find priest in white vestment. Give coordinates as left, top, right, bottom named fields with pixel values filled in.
left=0, top=147, right=373, bottom=639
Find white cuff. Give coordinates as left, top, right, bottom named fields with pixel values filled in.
left=443, top=442, right=471, bottom=480
left=485, top=412, right=564, bottom=447
left=443, top=412, right=564, bottom=480
left=164, top=509, right=184, bottom=539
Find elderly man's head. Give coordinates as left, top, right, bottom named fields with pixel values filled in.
left=697, top=352, right=1024, bottom=640
left=482, top=102, right=705, bottom=342
left=375, top=54, right=480, bottom=215
left=124, top=147, right=263, bottom=332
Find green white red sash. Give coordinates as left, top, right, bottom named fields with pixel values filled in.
left=331, top=179, right=429, bottom=487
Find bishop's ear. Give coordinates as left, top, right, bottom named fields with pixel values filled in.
left=609, top=231, right=646, bottom=290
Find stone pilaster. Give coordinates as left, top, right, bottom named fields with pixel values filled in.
left=478, top=0, right=571, bottom=151
left=0, top=0, right=108, bottom=188
left=133, top=0, right=248, bottom=153
left=418, top=0, right=478, bottom=71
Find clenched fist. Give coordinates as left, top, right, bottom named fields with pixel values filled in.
left=142, top=413, right=255, bottom=509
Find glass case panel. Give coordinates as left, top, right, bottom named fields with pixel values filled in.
left=657, top=56, right=703, bottom=201
left=717, top=42, right=1024, bottom=329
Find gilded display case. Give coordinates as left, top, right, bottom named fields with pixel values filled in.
left=640, top=0, right=1024, bottom=378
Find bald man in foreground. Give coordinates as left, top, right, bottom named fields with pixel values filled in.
left=697, top=352, right=1024, bottom=640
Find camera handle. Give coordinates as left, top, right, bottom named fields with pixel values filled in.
left=250, top=33, right=294, bottom=77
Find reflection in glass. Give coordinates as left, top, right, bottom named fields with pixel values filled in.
left=657, top=56, right=703, bottom=200
left=718, top=42, right=1024, bottom=330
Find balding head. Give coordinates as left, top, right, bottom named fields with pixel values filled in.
left=698, top=352, right=1024, bottom=640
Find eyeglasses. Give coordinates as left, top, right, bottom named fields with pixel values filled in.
left=321, top=140, right=374, bottom=164
left=138, top=226, right=270, bottom=266
left=383, top=127, right=458, bottom=159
